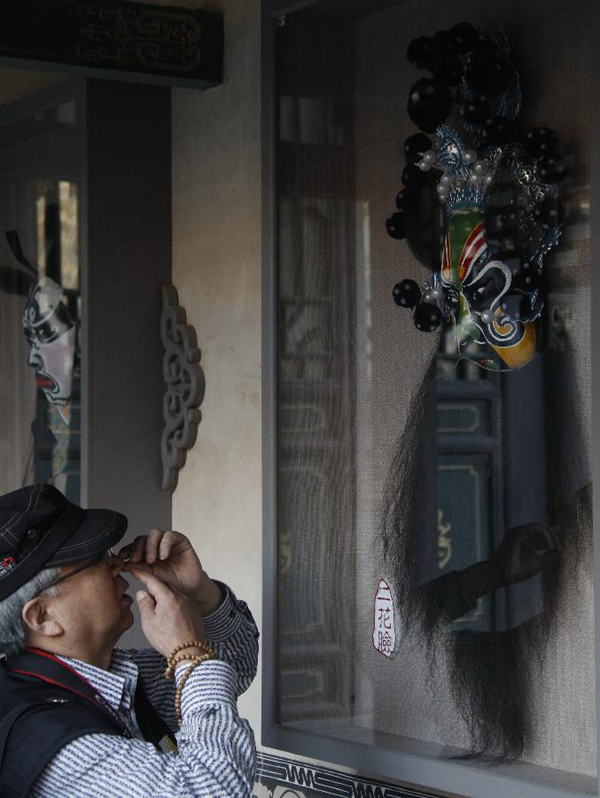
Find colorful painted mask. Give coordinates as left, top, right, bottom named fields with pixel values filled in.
left=23, top=276, right=76, bottom=405
left=391, top=126, right=561, bottom=371
left=440, top=208, right=538, bottom=370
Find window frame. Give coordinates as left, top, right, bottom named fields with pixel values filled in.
left=260, top=1, right=600, bottom=795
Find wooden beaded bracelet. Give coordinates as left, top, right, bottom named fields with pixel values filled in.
left=166, top=640, right=214, bottom=666
left=174, top=663, right=197, bottom=726
left=164, top=651, right=214, bottom=682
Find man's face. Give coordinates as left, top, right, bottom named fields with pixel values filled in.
left=46, top=553, right=134, bottom=653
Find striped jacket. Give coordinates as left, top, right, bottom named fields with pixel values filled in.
left=30, top=585, right=259, bottom=797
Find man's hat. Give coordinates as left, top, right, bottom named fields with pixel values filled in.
left=0, top=484, right=128, bottom=601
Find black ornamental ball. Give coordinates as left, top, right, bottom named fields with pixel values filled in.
left=463, top=97, right=493, bottom=125
left=403, top=132, right=433, bottom=164
left=524, top=127, right=558, bottom=159
left=406, top=36, right=439, bottom=70
left=481, top=115, right=514, bottom=146
left=407, top=78, right=453, bottom=133
left=433, top=30, right=460, bottom=58
left=433, top=58, right=464, bottom=87
left=538, top=155, right=568, bottom=183
left=386, top=211, right=406, bottom=239
left=414, top=301, right=442, bottom=332
left=401, top=163, right=428, bottom=188
left=449, top=21, right=481, bottom=53
left=395, top=190, right=406, bottom=210
left=393, top=279, right=421, bottom=309
left=464, top=52, right=514, bottom=96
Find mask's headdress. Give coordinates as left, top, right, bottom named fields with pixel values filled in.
left=23, top=277, right=74, bottom=346
left=386, top=23, right=567, bottom=370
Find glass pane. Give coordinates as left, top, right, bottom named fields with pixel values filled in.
left=274, top=0, right=593, bottom=781
left=0, top=90, right=84, bottom=503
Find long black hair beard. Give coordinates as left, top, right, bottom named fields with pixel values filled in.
left=380, top=347, right=591, bottom=760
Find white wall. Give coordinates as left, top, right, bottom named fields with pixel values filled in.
left=170, top=0, right=263, bottom=733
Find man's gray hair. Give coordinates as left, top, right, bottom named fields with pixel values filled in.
left=0, top=567, right=62, bottom=657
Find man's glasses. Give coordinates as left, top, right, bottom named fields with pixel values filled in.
left=42, top=548, right=116, bottom=592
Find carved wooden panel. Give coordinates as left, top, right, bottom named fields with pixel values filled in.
left=160, top=285, right=205, bottom=493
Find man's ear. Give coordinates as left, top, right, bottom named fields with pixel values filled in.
left=22, top=597, right=64, bottom=638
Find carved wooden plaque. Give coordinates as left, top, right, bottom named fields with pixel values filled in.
left=160, top=285, right=205, bottom=493
left=1, top=0, right=223, bottom=88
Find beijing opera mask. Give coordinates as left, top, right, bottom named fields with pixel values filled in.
left=388, top=25, right=565, bottom=372
left=391, top=126, right=563, bottom=371
left=23, top=276, right=76, bottom=405
left=440, top=208, right=538, bottom=370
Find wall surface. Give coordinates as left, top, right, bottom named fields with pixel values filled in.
left=170, top=0, right=264, bottom=733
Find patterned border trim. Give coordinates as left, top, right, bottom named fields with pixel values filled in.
left=255, top=752, right=439, bottom=798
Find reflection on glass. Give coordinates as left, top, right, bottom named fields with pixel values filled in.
left=274, top=0, right=593, bottom=777
left=0, top=90, right=82, bottom=502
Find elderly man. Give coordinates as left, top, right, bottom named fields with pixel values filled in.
left=0, top=484, right=259, bottom=797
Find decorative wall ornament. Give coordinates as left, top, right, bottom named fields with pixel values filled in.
left=160, top=285, right=205, bottom=493
left=0, top=0, right=223, bottom=88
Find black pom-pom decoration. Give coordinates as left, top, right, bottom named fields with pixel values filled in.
left=433, top=58, right=464, bottom=87
left=386, top=211, right=406, bottom=239
left=403, top=132, right=433, bottom=164
left=448, top=22, right=481, bottom=54
left=393, top=279, right=421, bottom=309
left=401, top=165, right=430, bottom=188
left=524, top=127, right=558, bottom=159
left=401, top=165, right=411, bottom=186
left=538, top=155, right=568, bottom=183
left=406, top=36, right=439, bottom=70
left=481, top=116, right=514, bottom=146
left=463, top=97, right=493, bottom=125
left=433, top=30, right=459, bottom=58
left=407, top=78, right=453, bottom=133
left=414, top=301, right=442, bottom=332
left=464, top=53, right=513, bottom=96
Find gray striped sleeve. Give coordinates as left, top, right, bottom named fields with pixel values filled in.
left=31, top=660, right=256, bottom=798
left=132, top=583, right=259, bottom=731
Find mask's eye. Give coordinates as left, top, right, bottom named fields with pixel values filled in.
left=465, top=272, right=505, bottom=311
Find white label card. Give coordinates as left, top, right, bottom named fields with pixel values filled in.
left=372, top=577, right=399, bottom=659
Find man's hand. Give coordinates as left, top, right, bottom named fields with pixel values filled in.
left=491, top=523, right=558, bottom=586
left=133, top=569, right=206, bottom=658
left=118, top=529, right=223, bottom=616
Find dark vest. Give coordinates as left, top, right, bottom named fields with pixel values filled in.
left=0, top=648, right=176, bottom=798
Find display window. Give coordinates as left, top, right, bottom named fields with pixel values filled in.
left=264, top=0, right=595, bottom=793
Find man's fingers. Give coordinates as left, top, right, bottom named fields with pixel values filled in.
left=135, top=590, right=155, bottom=622
left=122, top=561, right=152, bottom=575
left=130, top=567, right=172, bottom=600
left=158, top=530, right=180, bottom=560
left=145, top=528, right=166, bottom=564
left=117, top=543, right=131, bottom=559
left=129, top=535, right=147, bottom=564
